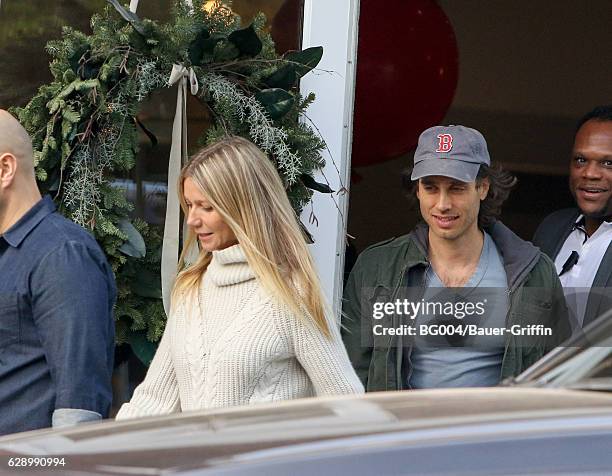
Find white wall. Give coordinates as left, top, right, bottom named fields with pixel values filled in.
left=300, top=0, right=360, bottom=316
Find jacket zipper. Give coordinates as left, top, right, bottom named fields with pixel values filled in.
left=391, top=261, right=429, bottom=390
left=387, top=264, right=409, bottom=390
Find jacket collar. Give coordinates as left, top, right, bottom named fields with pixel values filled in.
left=550, top=208, right=581, bottom=258
left=487, top=221, right=540, bottom=291
left=2, top=196, right=55, bottom=248
left=407, top=220, right=540, bottom=291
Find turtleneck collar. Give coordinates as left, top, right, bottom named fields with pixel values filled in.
left=207, top=244, right=255, bottom=286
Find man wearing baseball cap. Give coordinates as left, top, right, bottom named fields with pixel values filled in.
left=342, top=125, right=570, bottom=392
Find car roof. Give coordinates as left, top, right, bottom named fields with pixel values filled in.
left=1, top=388, right=612, bottom=474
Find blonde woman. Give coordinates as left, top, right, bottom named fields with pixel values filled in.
left=117, top=136, right=363, bottom=419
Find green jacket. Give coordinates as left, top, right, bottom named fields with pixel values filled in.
left=341, top=222, right=570, bottom=392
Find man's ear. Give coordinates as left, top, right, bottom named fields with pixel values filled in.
left=478, top=177, right=490, bottom=200
left=0, top=153, right=18, bottom=189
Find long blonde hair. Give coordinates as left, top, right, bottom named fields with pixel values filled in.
left=173, top=136, right=330, bottom=336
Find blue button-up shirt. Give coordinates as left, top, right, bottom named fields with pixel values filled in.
left=0, top=196, right=116, bottom=435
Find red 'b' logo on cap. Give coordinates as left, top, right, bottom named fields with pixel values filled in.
left=436, top=134, right=453, bottom=153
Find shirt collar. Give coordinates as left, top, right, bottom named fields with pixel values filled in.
left=572, top=214, right=612, bottom=244
left=2, top=196, right=56, bottom=248
left=573, top=214, right=586, bottom=227
left=574, top=213, right=612, bottom=226
left=572, top=215, right=588, bottom=240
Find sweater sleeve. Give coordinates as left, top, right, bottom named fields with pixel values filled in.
left=116, top=307, right=181, bottom=420
left=280, top=308, right=365, bottom=397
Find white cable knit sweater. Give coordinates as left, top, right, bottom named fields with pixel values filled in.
left=116, top=244, right=364, bottom=419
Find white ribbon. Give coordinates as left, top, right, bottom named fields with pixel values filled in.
left=161, top=65, right=199, bottom=315
left=128, top=1, right=197, bottom=315
left=169, top=64, right=199, bottom=96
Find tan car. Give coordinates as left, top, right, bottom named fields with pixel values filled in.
left=507, top=308, right=612, bottom=392
left=2, top=310, right=612, bottom=475
left=1, top=386, right=612, bottom=475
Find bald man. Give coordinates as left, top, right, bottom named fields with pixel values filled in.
left=0, top=110, right=116, bottom=436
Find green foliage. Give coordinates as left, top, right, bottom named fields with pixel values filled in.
left=13, top=0, right=327, bottom=361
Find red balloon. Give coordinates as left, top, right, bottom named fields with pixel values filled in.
left=352, top=0, right=459, bottom=167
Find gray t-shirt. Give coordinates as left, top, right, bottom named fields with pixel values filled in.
left=408, top=232, right=509, bottom=389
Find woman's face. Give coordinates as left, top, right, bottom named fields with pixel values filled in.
left=183, top=177, right=238, bottom=252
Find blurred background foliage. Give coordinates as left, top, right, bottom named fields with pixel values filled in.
left=1, top=0, right=305, bottom=366
left=1, top=0, right=106, bottom=108
left=0, top=0, right=301, bottom=109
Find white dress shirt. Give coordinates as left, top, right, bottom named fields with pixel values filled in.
left=555, top=216, right=612, bottom=327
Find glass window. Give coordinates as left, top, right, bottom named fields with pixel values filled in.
left=0, top=0, right=303, bottom=225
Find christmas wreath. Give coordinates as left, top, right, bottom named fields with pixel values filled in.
left=14, top=0, right=329, bottom=363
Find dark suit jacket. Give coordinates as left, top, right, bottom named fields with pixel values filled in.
left=533, top=208, right=612, bottom=327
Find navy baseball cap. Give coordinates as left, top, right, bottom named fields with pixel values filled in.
left=411, top=125, right=491, bottom=182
